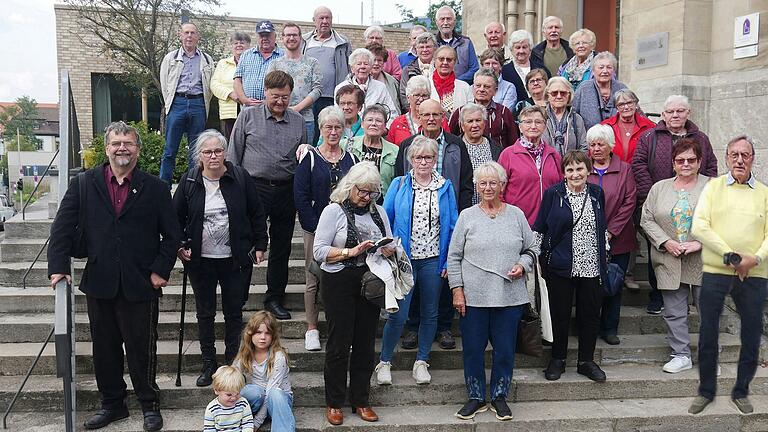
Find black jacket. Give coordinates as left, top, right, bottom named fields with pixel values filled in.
left=532, top=39, right=574, bottom=76
left=395, top=132, right=474, bottom=211
left=172, top=161, right=268, bottom=269
left=501, top=56, right=550, bottom=108
left=48, top=165, right=182, bottom=302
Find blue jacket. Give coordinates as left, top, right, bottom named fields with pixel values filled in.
left=294, top=148, right=358, bottom=233
left=436, top=32, right=480, bottom=84
left=532, top=181, right=608, bottom=285
left=384, top=173, right=458, bottom=272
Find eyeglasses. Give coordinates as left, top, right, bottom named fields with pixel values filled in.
left=410, top=93, right=431, bottom=100
left=728, top=152, right=753, bottom=161
left=549, top=90, right=569, bottom=97
left=617, top=101, right=636, bottom=108
left=413, top=155, right=435, bottom=163
left=108, top=141, right=138, bottom=148
left=520, top=119, right=545, bottom=126
left=356, top=188, right=381, bottom=200
left=663, top=109, right=688, bottom=116
left=572, top=40, right=591, bottom=47
left=420, top=112, right=442, bottom=118
left=673, top=157, right=698, bottom=165
left=436, top=56, right=455, bottom=63
left=201, top=148, right=225, bottom=158
left=477, top=180, right=500, bottom=188
left=528, top=78, right=545, bottom=84
left=322, top=125, right=342, bottom=132
left=282, top=33, right=301, bottom=38
left=267, top=93, right=290, bottom=102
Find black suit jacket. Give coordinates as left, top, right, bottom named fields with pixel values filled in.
left=48, top=165, right=182, bottom=302
left=501, top=56, right=550, bottom=107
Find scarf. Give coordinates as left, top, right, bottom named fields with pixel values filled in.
left=347, top=74, right=369, bottom=93
left=563, top=51, right=595, bottom=85
left=520, top=136, right=544, bottom=171
left=547, top=105, right=570, bottom=154
left=340, top=199, right=386, bottom=267
left=432, top=69, right=456, bottom=99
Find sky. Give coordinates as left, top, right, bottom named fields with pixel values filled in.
left=0, top=0, right=430, bottom=104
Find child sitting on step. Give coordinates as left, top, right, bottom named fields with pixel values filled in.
left=234, top=311, right=296, bottom=431
left=204, top=366, right=254, bottom=431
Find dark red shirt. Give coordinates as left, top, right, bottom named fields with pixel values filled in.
left=103, top=165, right=133, bottom=215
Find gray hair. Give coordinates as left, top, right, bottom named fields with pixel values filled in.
left=473, top=67, right=498, bottom=84
left=104, top=121, right=142, bottom=147
left=484, top=21, right=506, bottom=34
left=329, top=161, right=381, bottom=206
left=435, top=5, right=456, bottom=19
left=193, top=129, right=228, bottom=162
left=349, top=48, right=374, bottom=66
left=434, top=45, right=456, bottom=60
left=545, top=76, right=574, bottom=103
left=614, top=88, right=639, bottom=105
left=362, top=104, right=389, bottom=123
left=410, top=25, right=428, bottom=35
left=586, top=124, right=615, bottom=150
left=663, top=94, right=690, bottom=110
left=230, top=32, right=251, bottom=44
left=508, top=29, right=533, bottom=47
left=459, top=102, right=488, bottom=124
left=592, top=51, right=617, bottom=71
left=542, top=16, right=563, bottom=31
left=726, top=134, right=756, bottom=155
left=405, top=75, right=431, bottom=97
left=415, top=31, right=437, bottom=47
left=364, top=25, right=384, bottom=39
left=569, top=28, right=596, bottom=48
left=473, top=161, right=507, bottom=185
left=406, top=135, right=439, bottom=162
left=318, top=106, right=345, bottom=128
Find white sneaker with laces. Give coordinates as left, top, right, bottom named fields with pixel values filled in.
left=304, top=329, right=321, bottom=351
left=375, top=361, right=392, bottom=385
left=413, top=360, right=431, bottom=384
left=662, top=355, right=692, bottom=373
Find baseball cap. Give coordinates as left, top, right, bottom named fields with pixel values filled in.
left=256, top=20, right=275, bottom=34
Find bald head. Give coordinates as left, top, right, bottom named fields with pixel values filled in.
left=484, top=22, right=506, bottom=49
left=313, top=6, right=333, bottom=37
left=418, top=99, right=444, bottom=137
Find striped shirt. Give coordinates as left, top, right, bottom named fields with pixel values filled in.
left=203, top=396, right=254, bottom=432
left=234, top=47, right=284, bottom=100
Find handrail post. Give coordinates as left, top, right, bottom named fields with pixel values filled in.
left=55, top=279, right=76, bottom=431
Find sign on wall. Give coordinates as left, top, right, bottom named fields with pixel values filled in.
left=734, top=13, right=760, bottom=59
left=636, top=32, right=669, bottom=70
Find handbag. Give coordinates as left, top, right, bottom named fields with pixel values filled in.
left=71, top=173, right=88, bottom=259
left=516, top=250, right=544, bottom=357
left=361, top=270, right=386, bottom=308
left=604, top=261, right=625, bottom=297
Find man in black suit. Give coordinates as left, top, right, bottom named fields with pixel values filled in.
left=48, top=121, right=182, bottom=431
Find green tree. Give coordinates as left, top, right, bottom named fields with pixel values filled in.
left=0, top=96, right=43, bottom=151
left=395, top=0, right=463, bottom=32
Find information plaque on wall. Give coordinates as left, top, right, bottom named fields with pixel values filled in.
left=636, top=32, right=669, bottom=70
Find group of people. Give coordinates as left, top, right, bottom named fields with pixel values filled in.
left=46, top=5, right=767, bottom=432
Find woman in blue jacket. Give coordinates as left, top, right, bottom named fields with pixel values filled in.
left=376, top=135, right=458, bottom=386
left=294, top=106, right=358, bottom=352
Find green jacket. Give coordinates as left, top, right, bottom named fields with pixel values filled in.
left=343, top=136, right=400, bottom=195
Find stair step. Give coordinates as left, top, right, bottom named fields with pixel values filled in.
left=4, top=395, right=768, bottom=431
left=0, top=333, right=744, bottom=376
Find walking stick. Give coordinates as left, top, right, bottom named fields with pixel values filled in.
left=175, top=262, right=188, bottom=387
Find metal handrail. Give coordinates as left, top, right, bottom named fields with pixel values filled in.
left=2, top=327, right=55, bottom=429
left=21, top=236, right=51, bottom=290
left=21, top=149, right=60, bottom=220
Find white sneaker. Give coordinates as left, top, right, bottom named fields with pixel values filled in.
left=662, top=355, right=692, bottom=373
left=413, top=360, right=431, bottom=384
left=304, top=329, right=321, bottom=351
left=375, top=361, right=392, bottom=385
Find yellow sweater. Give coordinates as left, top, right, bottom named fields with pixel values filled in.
left=210, top=56, right=238, bottom=120
left=691, top=174, right=768, bottom=277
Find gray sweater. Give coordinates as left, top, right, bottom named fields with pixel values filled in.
left=571, top=78, right=627, bottom=130
left=447, top=204, right=535, bottom=307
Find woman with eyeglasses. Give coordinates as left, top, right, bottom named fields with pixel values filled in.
left=377, top=135, right=458, bottom=386
left=344, top=105, right=400, bottom=196
left=600, top=89, right=655, bottom=163
left=498, top=105, right=563, bottom=226
left=429, top=45, right=473, bottom=119
left=640, top=138, right=709, bottom=374
left=387, top=76, right=449, bottom=146
left=319, top=85, right=365, bottom=147
left=173, top=129, right=268, bottom=387
left=571, top=51, right=627, bottom=130
left=542, top=76, right=587, bottom=156
left=334, top=48, right=399, bottom=123
left=558, top=29, right=597, bottom=90
left=294, top=106, right=359, bottom=352
left=513, top=69, right=549, bottom=117
left=313, top=162, right=394, bottom=425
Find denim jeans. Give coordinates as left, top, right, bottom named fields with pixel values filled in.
left=240, top=384, right=295, bottom=431
left=380, top=257, right=442, bottom=362
left=404, top=278, right=455, bottom=334
left=600, top=252, right=630, bottom=337
left=460, top=305, right=524, bottom=401
left=160, top=97, right=206, bottom=184
left=698, top=273, right=767, bottom=400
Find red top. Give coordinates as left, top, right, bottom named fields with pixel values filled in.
left=103, top=165, right=134, bottom=215
left=386, top=114, right=449, bottom=146
left=601, top=112, right=656, bottom=163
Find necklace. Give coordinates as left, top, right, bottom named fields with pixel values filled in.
left=480, top=202, right=503, bottom=219
left=618, top=121, right=635, bottom=137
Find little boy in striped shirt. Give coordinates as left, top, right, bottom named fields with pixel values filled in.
left=204, top=366, right=254, bottom=432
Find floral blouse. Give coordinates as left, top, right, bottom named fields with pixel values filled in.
left=410, top=171, right=443, bottom=259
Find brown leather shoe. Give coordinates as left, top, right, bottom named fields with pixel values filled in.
left=326, top=407, right=343, bottom=426
left=355, top=406, right=379, bottom=422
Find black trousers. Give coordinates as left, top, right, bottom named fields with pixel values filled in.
left=546, top=273, right=603, bottom=362
left=321, top=266, right=380, bottom=408
left=187, top=257, right=253, bottom=364
left=253, top=179, right=296, bottom=305
left=86, top=292, right=160, bottom=412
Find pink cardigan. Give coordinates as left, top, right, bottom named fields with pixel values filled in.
left=383, top=48, right=402, bottom=81
left=499, top=140, right=563, bottom=226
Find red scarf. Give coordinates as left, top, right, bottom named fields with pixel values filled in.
left=432, top=69, right=456, bottom=99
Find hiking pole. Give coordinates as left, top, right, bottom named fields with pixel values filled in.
left=175, top=240, right=191, bottom=387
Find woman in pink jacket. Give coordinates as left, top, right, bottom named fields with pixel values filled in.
left=498, top=105, right=563, bottom=226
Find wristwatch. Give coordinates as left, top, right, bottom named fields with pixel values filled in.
left=757, top=256, right=763, bottom=266
left=341, top=248, right=350, bottom=258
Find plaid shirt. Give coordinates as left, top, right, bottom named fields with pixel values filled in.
left=234, top=47, right=283, bottom=100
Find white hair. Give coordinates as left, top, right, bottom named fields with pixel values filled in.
left=474, top=161, right=507, bottom=185
left=349, top=48, right=374, bottom=66
left=569, top=28, right=596, bottom=48
left=586, top=124, right=615, bottom=150
left=415, top=31, right=437, bottom=46
left=364, top=25, right=383, bottom=39
left=318, top=106, right=345, bottom=128
left=406, top=75, right=431, bottom=97
left=484, top=21, right=506, bottom=34
left=663, top=94, right=690, bottom=110
left=435, top=5, right=456, bottom=19
left=592, top=51, right=617, bottom=71
left=541, top=16, right=563, bottom=30
left=459, top=102, right=488, bottom=124
left=508, top=29, right=533, bottom=47
left=406, top=135, right=439, bottom=162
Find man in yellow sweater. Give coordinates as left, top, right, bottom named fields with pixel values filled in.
left=689, top=135, right=768, bottom=415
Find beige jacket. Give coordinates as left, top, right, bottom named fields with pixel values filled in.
left=210, top=56, right=238, bottom=120
left=159, top=48, right=213, bottom=114
left=640, top=175, right=709, bottom=289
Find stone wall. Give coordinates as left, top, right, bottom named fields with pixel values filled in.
left=54, top=5, right=410, bottom=143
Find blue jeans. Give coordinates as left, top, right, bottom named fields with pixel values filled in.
left=160, top=97, right=206, bottom=184
left=380, top=257, right=442, bottom=362
left=460, top=305, right=524, bottom=401
left=304, top=120, right=315, bottom=146
left=698, top=273, right=767, bottom=400
left=600, top=252, right=630, bottom=337
left=240, top=384, right=295, bottom=431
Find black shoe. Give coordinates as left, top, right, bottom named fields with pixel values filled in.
left=83, top=408, right=129, bottom=429
left=143, top=411, right=163, bottom=432
left=490, top=398, right=513, bottom=421
left=601, top=335, right=620, bottom=345
left=436, top=330, right=456, bottom=350
left=544, top=358, right=566, bottom=381
left=577, top=361, right=607, bottom=382
left=646, top=303, right=663, bottom=315
left=455, top=399, right=488, bottom=420
left=196, top=360, right=217, bottom=387
left=265, top=301, right=291, bottom=320
left=401, top=330, right=417, bottom=350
